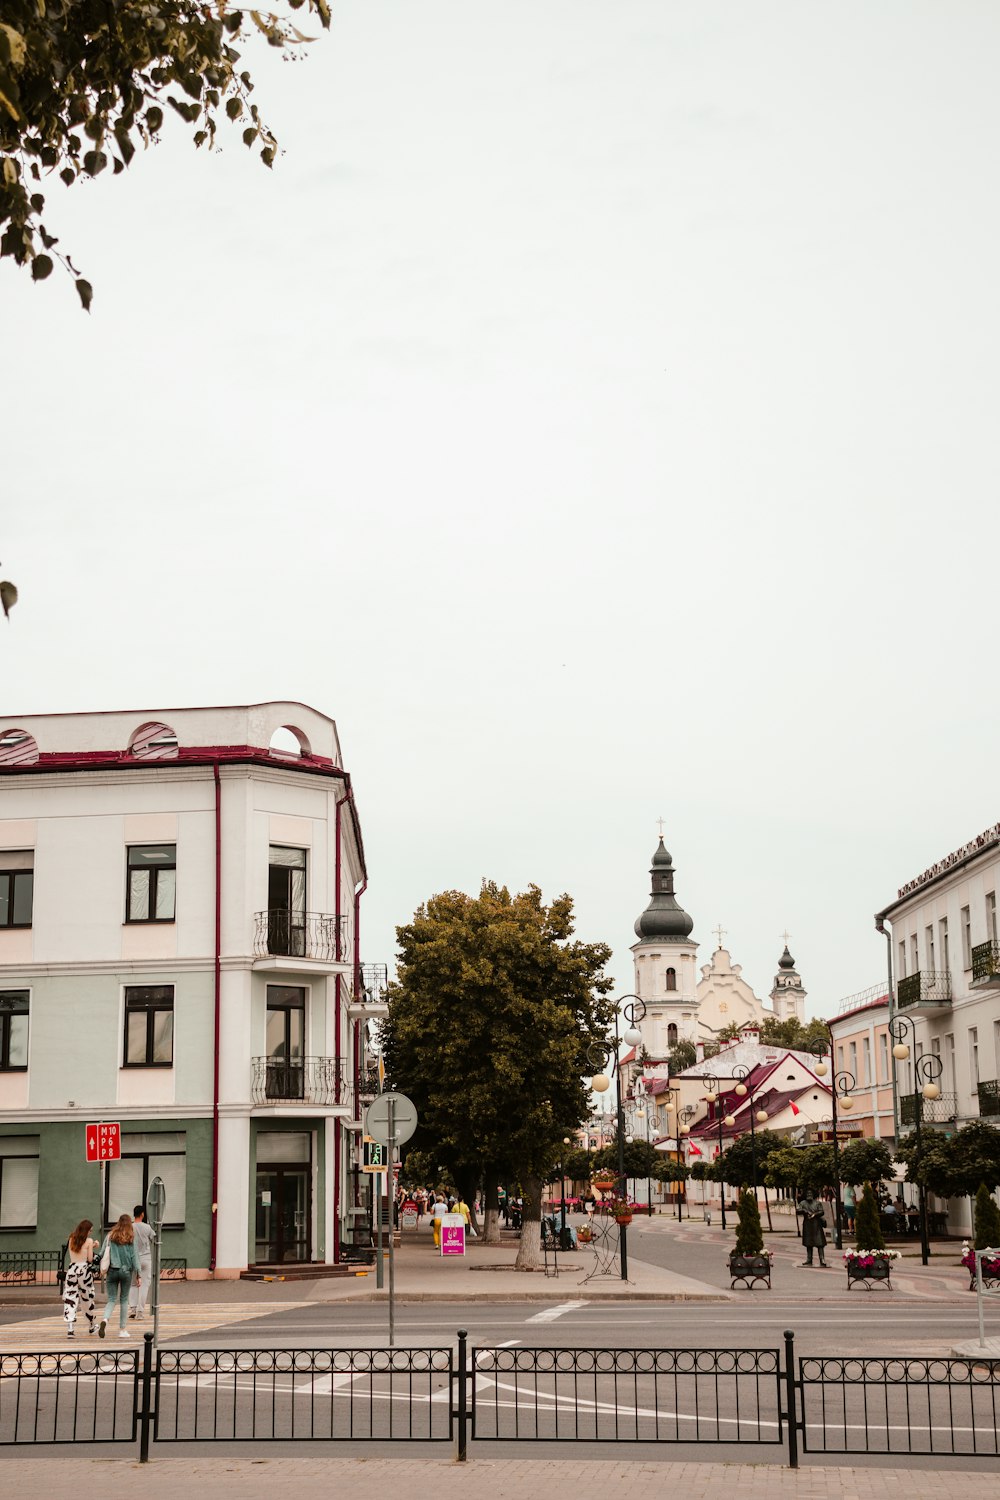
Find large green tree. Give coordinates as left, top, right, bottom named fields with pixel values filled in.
left=897, top=1121, right=1000, bottom=1199
left=381, top=881, right=614, bottom=1268
left=837, top=1138, right=895, bottom=1190
left=0, top=0, right=330, bottom=302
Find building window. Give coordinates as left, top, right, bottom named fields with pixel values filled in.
left=988, top=892, right=998, bottom=945
left=862, top=1036, right=872, bottom=1086
left=665, top=967, right=677, bottom=992
left=126, top=845, right=176, bottom=923
left=106, top=1132, right=185, bottom=1228
left=848, top=1040, right=858, bottom=1080
left=945, top=1033, right=955, bottom=1093
left=0, top=852, right=33, bottom=928
left=939, top=918, right=949, bottom=975
left=666, top=1022, right=678, bottom=1047
left=0, top=991, right=28, bottom=1071
left=879, top=1031, right=889, bottom=1083
left=910, top=934, right=919, bottom=973
left=837, top=1044, right=845, bottom=1074
left=0, top=1136, right=39, bottom=1230
left=267, top=846, right=307, bottom=956
left=970, top=1027, right=979, bottom=1087
left=123, top=985, right=174, bottom=1067
left=265, top=986, right=305, bottom=1099
left=926, top=925, right=935, bottom=969
left=961, top=906, right=972, bottom=970
left=898, top=940, right=906, bottom=980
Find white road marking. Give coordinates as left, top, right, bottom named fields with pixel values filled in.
left=525, top=1301, right=586, bottom=1323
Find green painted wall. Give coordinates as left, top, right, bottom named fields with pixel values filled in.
left=0, top=1117, right=213, bottom=1269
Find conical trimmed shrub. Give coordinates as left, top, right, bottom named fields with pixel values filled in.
left=973, top=1183, right=1000, bottom=1251
left=734, top=1188, right=764, bottom=1255
left=854, top=1183, right=885, bottom=1250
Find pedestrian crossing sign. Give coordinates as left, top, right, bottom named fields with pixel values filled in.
left=362, top=1137, right=387, bottom=1173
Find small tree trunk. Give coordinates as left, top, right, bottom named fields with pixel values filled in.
left=762, top=1183, right=773, bottom=1233
left=514, top=1175, right=543, bottom=1271
left=480, top=1170, right=501, bottom=1246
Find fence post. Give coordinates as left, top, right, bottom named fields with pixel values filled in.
left=139, top=1332, right=154, bottom=1463
left=783, top=1328, right=798, bottom=1469
left=456, top=1329, right=469, bottom=1463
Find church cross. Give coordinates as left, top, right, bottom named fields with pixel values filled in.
left=656, top=817, right=665, bottom=838
left=781, top=930, right=792, bottom=948
left=713, top=924, right=727, bottom=949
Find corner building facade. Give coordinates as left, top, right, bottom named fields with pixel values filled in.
left=0, top=702, right=381, bottom=1277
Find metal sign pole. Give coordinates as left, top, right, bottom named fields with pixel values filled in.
left=388, top=1096, right=395, bottom=1347
left=375, top=1155, right=384, bottom=1290
left=146, top=1177, right=166, bottom=1351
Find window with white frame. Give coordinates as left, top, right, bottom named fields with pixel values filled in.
left=879, top=1031, right=889, bottom=1083
left=0, top=1136, right=39, bottom=1230
left=970, top=1027, right=979, bottom=1087
left=939, top=918, right=950, bottom=975
left=910, top=934, right=919, bottom=973
left=988, top=892, right=998, bottom=946
left=961, top=906, right=972, bottom=970
left=862, top=1036, right=872, bottom=1086
left=926, top=925, right=935, bottom=969
left=0, top=852, right=33, bottom=928
left=898, top=940, right=906, bottom=980
left=945, top=1033, right=956, bottom=1093
left=106, top=1132, right=186, bottom=1227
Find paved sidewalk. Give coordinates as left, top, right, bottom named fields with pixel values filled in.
left=2, top=1456, right=999, bottom=1498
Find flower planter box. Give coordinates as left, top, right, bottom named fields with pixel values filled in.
left=846, top=1258, right=894, bottom=1290
left=964, top=1256, right=1000, bottom=1292
left=728, top=1253, right=771, bottom=1290
left=614, top=1214, right=633, bottom=1228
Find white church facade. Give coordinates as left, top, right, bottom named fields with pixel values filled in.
left=629, top=838, right=807, bottom=1073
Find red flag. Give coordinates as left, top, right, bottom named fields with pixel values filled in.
left=790, top=1101, right=800, bottom=1116
left=688, top=1142, right=703, bottom=1157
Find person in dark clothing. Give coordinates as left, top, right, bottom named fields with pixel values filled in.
left=799, top=1193, right=828, bottom=1267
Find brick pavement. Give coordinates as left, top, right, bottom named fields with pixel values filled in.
left=2, top=1456, right=998, bottom=1499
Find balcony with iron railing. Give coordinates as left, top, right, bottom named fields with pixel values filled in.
left=251, top=1056, right=348, bottom=1108
left=896, top=970, right=952, bottom=1012
left=899, top=1091, right=958, bottom=1127
left=971, top=940, right=1000, bottom=990
left=253, top=910, right=350, bottom=968
left=977, top=1080, right=1000, bottom=1118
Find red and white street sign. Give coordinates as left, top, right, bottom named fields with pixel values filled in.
left=85, top=1122, right=121, bottom=1162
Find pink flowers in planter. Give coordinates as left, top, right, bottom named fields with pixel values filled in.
left=844, top=1249, right=901, bottom=1270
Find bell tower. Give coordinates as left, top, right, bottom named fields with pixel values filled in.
left=630, top=835, right=699, bottom=1061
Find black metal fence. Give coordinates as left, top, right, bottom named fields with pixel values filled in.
left=0, top=1350, right=138, bottom=1445
left=0, top=1248, right=66, bottom=1288
left=1, top=1331, right=998, bottom=1464
left=153, top=1347, right=453, bottom=1444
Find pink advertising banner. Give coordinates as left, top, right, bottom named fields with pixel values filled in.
left=440, top=1214, right=466, bottom=1256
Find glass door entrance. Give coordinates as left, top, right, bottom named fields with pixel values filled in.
left=255, top=1166, right=311, bottom=1263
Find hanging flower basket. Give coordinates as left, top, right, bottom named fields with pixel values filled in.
left=613, top=1211, right=633, bottom=1227
left=592, top=1173, right=616, bottom=1193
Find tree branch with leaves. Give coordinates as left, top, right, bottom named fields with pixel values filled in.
left=0, top=1, right=331, bottom=305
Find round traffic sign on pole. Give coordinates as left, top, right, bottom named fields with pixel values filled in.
left=146, top=1176, right=166, bottom=1232
left=365, top=1091, right=418, bottom=1146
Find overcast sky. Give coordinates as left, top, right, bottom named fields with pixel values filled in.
left=3, top=2, right=999, bottom=1016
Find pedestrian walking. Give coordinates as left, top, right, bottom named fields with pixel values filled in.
left=842, top=1185, right=856, bottom=1235
left=128, top=1205, right=155, bottom=1321
left=798, top=1192, right=829, bottom=1267
left=430, top=1195, right=447, bottom=1248
left=62, top=1219, right=99, bottom=1338
left=98, top=1213, right=141, bottom=1339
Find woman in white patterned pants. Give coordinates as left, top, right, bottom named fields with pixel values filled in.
left=62, top=1220, right=99, bottom=1337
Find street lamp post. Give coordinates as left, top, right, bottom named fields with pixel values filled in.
left=732, top=1064, right=767, bottom=1197
left=587, top=994, right=646, bottom=1282
left=695, top=1072, right=726, bottom=1232
left=677, top=1104, right=696, bottom=1220
left=811, top=1048, right=855, bottom=1251
left=888, top=1014, right=944, bottom=1268
left=561, top=1137, right=571, bottom=1239
left=631, top=1082, right=654, bottom=1218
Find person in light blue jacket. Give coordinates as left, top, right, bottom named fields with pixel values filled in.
left=98, top=1215, right=141, bottom=1339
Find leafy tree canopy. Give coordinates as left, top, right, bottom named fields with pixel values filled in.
left=716, top=1128, right=782, bottom=1188
left=711, top=1015, right=830, bottom=1052
left=836, top=1137, right=895, bottom=1188
left=381, top=880, right=614, bottom=1214
left=897, top=1121, right=1000, bottom=1198
left=666, top=1039, right=696, bottom=1074
left=0, top=0, right=330, bottom=303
